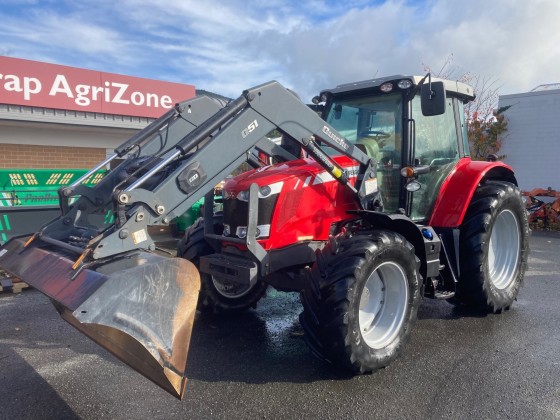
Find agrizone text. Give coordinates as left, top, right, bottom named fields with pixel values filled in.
left=0, top=73, right=173, bottom=109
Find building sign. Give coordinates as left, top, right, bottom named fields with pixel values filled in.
left=0, top=56, right=195, bottom=118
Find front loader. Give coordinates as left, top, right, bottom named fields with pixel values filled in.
left=0, top=75, right=529, bottom=399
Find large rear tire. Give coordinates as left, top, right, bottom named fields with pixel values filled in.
left=455, top=181, right=529, bottom=312
left=177, top=217, right=267, bottom=314
left=300, top=230, right=421, bottom=373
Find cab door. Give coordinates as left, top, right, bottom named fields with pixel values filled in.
left=408, top=95, right=463, bottom=221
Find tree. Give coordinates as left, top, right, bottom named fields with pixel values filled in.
left=468, top=105, right=510, bottom=160
left=423, top=54, right=510, bottom=160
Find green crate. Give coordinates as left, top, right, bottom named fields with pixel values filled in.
left=0, top=168, right=217, bottom=243
left=0, top=168, right=107, bottom=244
left=0, top=168, right=106, bottom=207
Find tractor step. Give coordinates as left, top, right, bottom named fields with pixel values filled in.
left=434, top=289, right=455, bottom=300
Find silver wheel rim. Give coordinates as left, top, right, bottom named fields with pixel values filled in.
left=359, top=261, right=409, bottom=349
left=488, top=209, right=521, bottom=289
left=212, top=276, right=254, bottom=298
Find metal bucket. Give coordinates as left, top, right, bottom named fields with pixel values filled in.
left=0, top=237, right=200, bottom=399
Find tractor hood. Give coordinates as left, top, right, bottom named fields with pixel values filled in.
left=224, top=156, right=356, bottom=196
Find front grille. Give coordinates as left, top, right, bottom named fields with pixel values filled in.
left=223, top=195, right=278, bottom=238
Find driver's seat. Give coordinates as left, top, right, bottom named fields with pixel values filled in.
left=356, top=138, right=380, bottom=160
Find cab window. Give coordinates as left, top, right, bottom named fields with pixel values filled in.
left=410, top=95, right=459, bottom=221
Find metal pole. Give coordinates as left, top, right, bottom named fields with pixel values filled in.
left=71, top=154, right=118, bottom=187
left=124, top=150, right=181, bottom=192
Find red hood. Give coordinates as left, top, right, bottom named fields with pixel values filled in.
left=225, top=156, right=356, bottom=193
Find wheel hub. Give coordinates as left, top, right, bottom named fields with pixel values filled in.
left=488, top=209, right=521, bottom=290
left=358, top=262, right=408, bottom=349
left=212, top=276, right=254, bottom=298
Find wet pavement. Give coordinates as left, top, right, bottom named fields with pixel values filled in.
left=0, top=231, right=559, bottom=419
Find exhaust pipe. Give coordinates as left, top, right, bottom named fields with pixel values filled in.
left=0, top=237, right=200, bottom=399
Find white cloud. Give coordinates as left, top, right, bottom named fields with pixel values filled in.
left=0, top=0, right=559, bottom=101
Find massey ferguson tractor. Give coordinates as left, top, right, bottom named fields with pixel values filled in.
left=0, top=74, right=529, bottom=399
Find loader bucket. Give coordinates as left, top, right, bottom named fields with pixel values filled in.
left=0, top=237, right=200, bottom=400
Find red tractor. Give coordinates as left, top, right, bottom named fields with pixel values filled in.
left=0, top=75, right=529, bottom=398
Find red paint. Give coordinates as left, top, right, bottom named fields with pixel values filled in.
left=0, top=56, right=195, bottom=118
left=429, top=158, right=515, bottom=227
left=225, top=156, right=516, bottom=251
left=224, top=156, right=360, bottom=250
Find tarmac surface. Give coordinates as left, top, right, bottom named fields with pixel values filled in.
left=0, top=231, right=559, bottom=419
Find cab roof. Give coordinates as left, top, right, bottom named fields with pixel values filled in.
left=321, top=75, right=475, bottom=102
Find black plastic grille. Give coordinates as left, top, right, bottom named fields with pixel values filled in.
left=222, top=195, right=278, bottom=237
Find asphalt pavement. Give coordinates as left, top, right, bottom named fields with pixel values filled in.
left=0, top=231, right=559, bottom=419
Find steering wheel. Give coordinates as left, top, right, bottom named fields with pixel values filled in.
left=359, top=130, right=390, bottom=139
left=358, top=130, right=390, bottom=149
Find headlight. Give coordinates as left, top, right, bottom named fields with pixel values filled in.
left=235, top=224, right=271, bottom=239
left=259, top=185, right=272, bottom=197
left=380, top=82, right=393, bottom=93
left=237, top=181, right=283, bottom=201
left=237, top=190, right=250, bottom=202
left=398, top=79, right=413, bottom=89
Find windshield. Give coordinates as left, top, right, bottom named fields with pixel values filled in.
left=324, top=93, right=403, bottom=212
left=324, top=93, right=402, bottom=162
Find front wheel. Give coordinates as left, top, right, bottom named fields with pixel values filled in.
left=455, top=181, right=529, bottom=312
left=177, top=217, right=267, bottom=314
left=300, top=230, right=421, bottom=373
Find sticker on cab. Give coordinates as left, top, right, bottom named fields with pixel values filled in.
left=365, top=178, right=378, bottom=195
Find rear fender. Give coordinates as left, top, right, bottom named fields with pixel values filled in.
left=428, top=158, right=517, bottom=228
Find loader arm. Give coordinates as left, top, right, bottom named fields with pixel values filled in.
left=72, top=81, right=377, bottom=261
left=0, top=81, right=376, bottom=400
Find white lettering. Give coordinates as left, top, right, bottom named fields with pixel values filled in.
left=104, top=81, right=110, bottom=102
left=75, top=84, right=91, bottom=106
left=23, top=77, right=42, bottom=100
left=111, top=82, right=130, bottom=104
left=146, top=93, right=158, bottom=107
left=322, top=126, right=349, bottom=150
left=4, top=75, right=22, bottom=93
left=241, top=120, right=259, bottom=138
left=0, top=71, right=181, bottom=112
left=130, top=91, right=144, bottom=105
left=160, top=95, right=172, bottom=108
left=49, top=75, right=74, bottom=98
left=92, top=86, right=104, bottom=101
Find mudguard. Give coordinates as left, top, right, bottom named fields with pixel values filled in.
left=428, top=158, right=517, bottom=228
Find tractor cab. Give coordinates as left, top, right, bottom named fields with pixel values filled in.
left=320, top=75, right=474, bottom=221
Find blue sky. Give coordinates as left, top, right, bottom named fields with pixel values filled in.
left=0, top=0, right=558, bottom=101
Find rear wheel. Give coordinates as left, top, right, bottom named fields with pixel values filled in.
left=300, top=230, right=421, bottom=373
left=177, top=217, right=267, bottom=314
left=455, top=181, right=529, bottom=312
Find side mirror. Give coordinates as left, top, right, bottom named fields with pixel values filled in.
left=421, top=81, right=446, bottom=116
